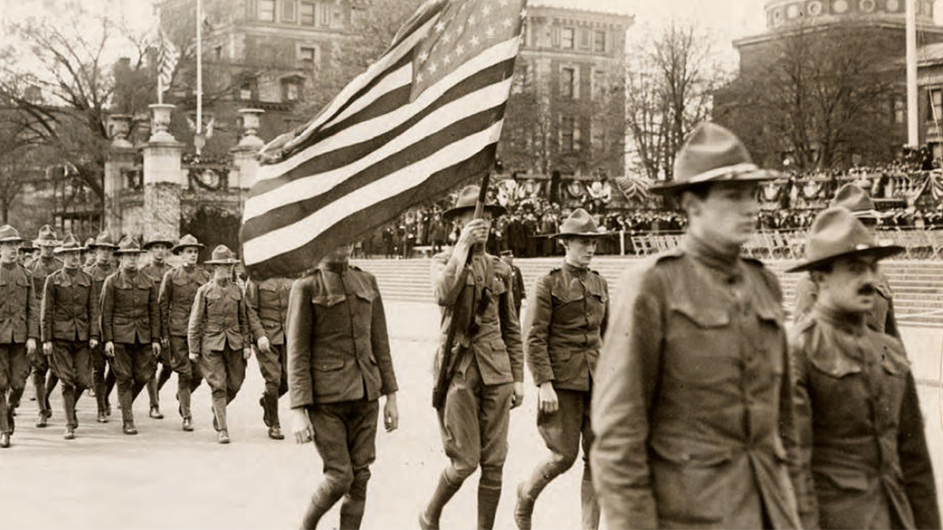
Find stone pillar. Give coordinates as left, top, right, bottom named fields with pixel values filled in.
left=141, top=104, right=184, bottom=242
left=104, top=114, right=135, bottom=234
left=231, top=108, right=265, bottom=190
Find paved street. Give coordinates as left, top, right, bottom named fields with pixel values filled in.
left=2, top=301, right=943, bottom=529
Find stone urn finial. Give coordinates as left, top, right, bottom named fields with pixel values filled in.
left=148, top=103, right=177, bottom=143
left=107, top=114, right=133, bottom=148
left=238, top=108, right=265, bottom=148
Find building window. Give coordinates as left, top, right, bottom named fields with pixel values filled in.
left=594, top=30, right=607, bottom=52
left=351, top=6, right=365, bottom=25
left=592, top=69, right=606, bottom=100
left=238, top=77, right=257, bottom=100
left=283, top=79, right=303, bottom=101
left=259, top=0, right=276, bottom=22
left=561, top=27, right=575, bottom=49
left=894, top=96, right=905, bottom=124
left=332, top=6, right=344, bottom=27
left=561, top=117, right=575, bottom=152
left=561, top=67, right=576, bottom=99
left=580, top=29, right=591, bottom=49
left=521, top=19, right=529, bottom=47
left=320, top=2, right=331, bottom=25
left=300, top=1, right=315, bottom=25
left=592, top=127, right=606, bottom=154
left=930, top=89, right=943, bottom=122
left=214, top=45, right=222, bottom=60
left=282, top=0, right=296, bottom=22
left=299, top=46, right=318, bottom=69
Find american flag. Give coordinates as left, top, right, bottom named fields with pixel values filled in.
left=157, top=29, right=179, bottom=92
left=240, top=0, right=527, bottom=279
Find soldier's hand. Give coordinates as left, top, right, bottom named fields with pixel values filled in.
left=457, top=219, right=490, bottom=250
left=383, top=393, right=399, bottom=433
left=243, top=346, right=252, bottom=360
left=151, top=342, right=161, bottom=358
left=189, top=353, right=199, bottom=363
left=161, top=337, right=170, bottom=350
left=26, top=338, right=36, bottom=356
left=258, top=336, right=272, bottom=355
left=89, top=338, right=99, bottom=350
left=537, top=382, right=558, bottom=414
left=43, top=341, right=53, bottom=357
left=292, top=407, right=315, bottom=444
left=104, top=341, right=115, bottom=358
left=511, top=382, right=525, bottom=410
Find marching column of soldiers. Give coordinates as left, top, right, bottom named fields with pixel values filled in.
left=1, top=123, right=940, bottom=530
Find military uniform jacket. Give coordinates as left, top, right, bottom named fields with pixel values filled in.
left=286, top=263, right=398, bottom=407
left=159, top=265, right=211, bottom=339
left=101, top=269, right=160, bottom=345
left=29, top=257, right=62, bottom=296
left=246, top=277, right=292, bottom=345
left=0, top=262, right=39, bottom=344
left=590, top=237, right=801, bottom=529
left=141, top=262, right=172, bottom=289
left=794, top=274, right=900, bottom=341
left=790, top=306, right=939, bottom=529
left=510, top=264, right=525, bottom=310
left=431, top=250, right=524, bottom=385
left=83, top=261, right=114, bottom=306
left=525, top=262, right=609, bottom=391
left=188, top=278, right=251, bottom=356
left=41, top=267, right=99, bottom=342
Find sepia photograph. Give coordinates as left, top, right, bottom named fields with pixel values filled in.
left=2, top=0, right=943, bottom=528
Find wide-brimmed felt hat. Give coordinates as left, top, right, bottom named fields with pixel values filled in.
left=88, top=231, right=119, bottom=250
left=54, top=233, right=86, bottom=255
left=33, top=225, right=61, bottom=247
left=787, top=207, right=903, bottom=273
left=172, top=234, right=205, bottom=254
left=143, top=236, right=176, bottom=251
left=0, top=225, right=24, bottom=244
left=831, top=183, right=884, bottom=219
left=651, top=122, right=780, bottom=194
left=205, top=245, right=239, bottom=265
left=18, top=241, right=35, bottom=252
left=114, top=236, right=145, bottom=255
left=442, top=185, right=507, bottom=221
left=551, top=208, right=607, bottom=239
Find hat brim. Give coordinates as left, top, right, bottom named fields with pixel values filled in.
left=172, top=243, right=205, bottom=254
left=205, top=259, right=239, bottom=265
left=786, top=245, right=904, bottom=273
left=114, top=249, right=145, bottom=255
left=442, top=204, right=507, bottom=220
left=88, top=243, right=119, bottom=250
left=650, top=169, right=781, bottom=195
left=143, top=240, right=176, bottom=250
left=0, top=237, right=24, bottom=244
left=34, top=240, right=61, bottom=247
left=550, top=231, right=610, bottom=239
left=54, top=246, right=86, bottom=255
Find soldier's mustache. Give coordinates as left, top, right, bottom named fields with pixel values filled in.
left=858, top=284, right=876, bottom=296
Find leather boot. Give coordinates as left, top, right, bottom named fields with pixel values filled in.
left=580, top=465, right=600, bottom=530
left=419, top=472, right=462, bottom=530
left=300, top=487, right=339, bottom=530
left=477, top=484, right=502, bottom=530
left=339, top=498, right=366, bottom=530
left=0, top=432, right=9, bottom=447
left=62, top=386, right=77, bottom=430
left=515, top=463, right=556, bottom=530
left=260, top=395, right=271, bottom=427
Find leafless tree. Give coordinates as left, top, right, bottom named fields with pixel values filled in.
left=625, top=22, right=725, bottom=181
left=715, top=22, right=899, bottom=171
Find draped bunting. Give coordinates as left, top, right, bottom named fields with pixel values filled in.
left=614, top=175, right=652, bottom=202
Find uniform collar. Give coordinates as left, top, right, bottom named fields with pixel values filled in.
left=320, top=260, right=349, bottom=274
left=813, top=303, right=867, bottom=335
left=683, top=234, right=742, bottom=283
left=563, top=261, right=588, bottom=277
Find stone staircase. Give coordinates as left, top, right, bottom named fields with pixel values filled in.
left=351, top=257, right=943, bottom=327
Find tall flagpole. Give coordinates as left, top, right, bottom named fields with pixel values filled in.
left=196, top=0, right=204, bottom=154
left=157, top=6, right=164, bottom=105
left=907, top=0, right=919, bottom=147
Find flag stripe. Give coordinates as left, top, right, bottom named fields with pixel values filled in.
left=243, top=104, right=507, bottom=238
left=244, top=119, right=505, bottom=264
left=247, top=59, right=514, bottom=200
left=257, top=35, right=520, bottom=182
left=242, top=143, right=497, bottom=278
left=273, top=14, right=440, bottom=158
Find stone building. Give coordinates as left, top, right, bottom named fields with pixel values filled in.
left=717, top=0, right=943, bottom=168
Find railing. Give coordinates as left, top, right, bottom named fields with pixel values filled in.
left=626, top=229, right=943, bottom=260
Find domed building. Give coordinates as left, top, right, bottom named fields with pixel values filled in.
left=716, top=0, right=943, bottom=168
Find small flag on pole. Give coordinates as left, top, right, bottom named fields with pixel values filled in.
left=157, top=29, right=180, bottom=93
left=240, top=0, right=527, bottom=279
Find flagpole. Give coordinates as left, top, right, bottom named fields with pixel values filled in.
left=907, top=0, right=918, bottom=147
left=196, top=0, right=204, bottom=153
left=157, top=6, right=164, bottom=105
